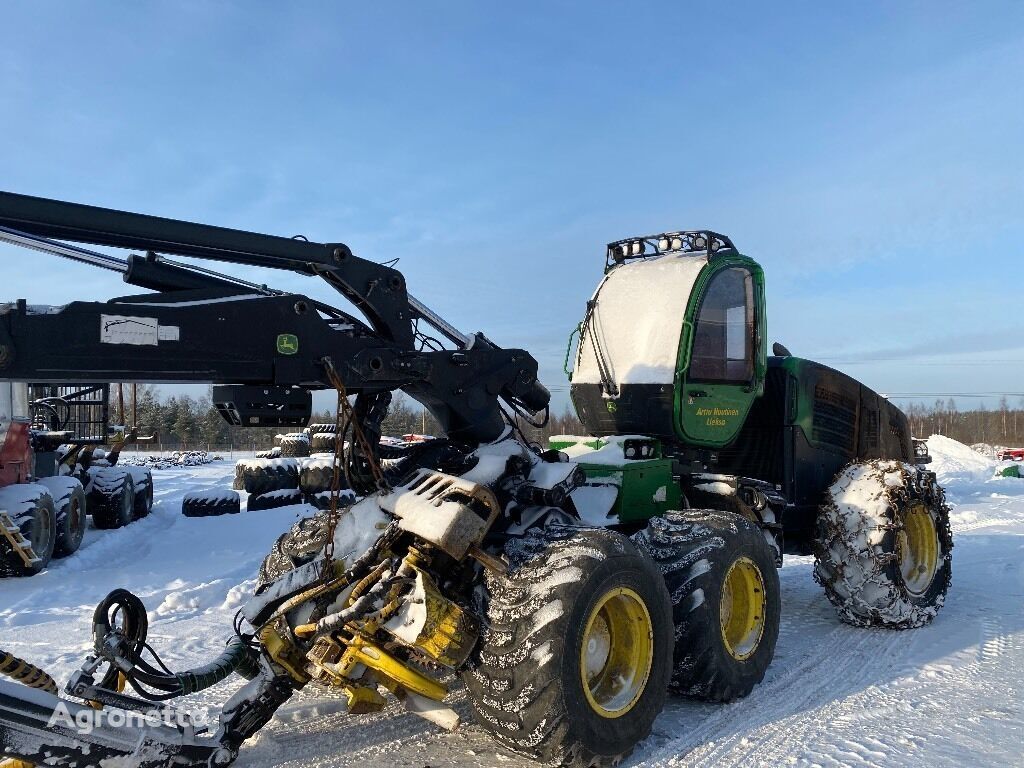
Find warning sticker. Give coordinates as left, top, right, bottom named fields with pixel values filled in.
left=158, top=325, right=180, bottom=342
left=100, top=315, right=159, bottom=346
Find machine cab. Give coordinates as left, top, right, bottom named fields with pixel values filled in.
left=570, top=231, right=767, bottom=449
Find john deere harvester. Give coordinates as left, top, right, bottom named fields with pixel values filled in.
left=0, top=194, right=950, bottom=768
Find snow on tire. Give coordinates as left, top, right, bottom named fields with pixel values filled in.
left=309, top=433, right=337, bottom=453
left=0, top=484, right=56, bottom=577
left=305, top=423, right=337, bottom=435
left=182, top=490, right=241, bottom=518
left=234, top=459, right=299, bottom=495
left=247, top=488, right=303, bottom=512
left=298, top=458, right=340, bottom=495
left=464, top=527, right=673, bottom=767
left=278, top=433, right=310, bottom=458
left=35, top=476, right=87, bottom=558
left=813, top=459, right=952, bottom=629
left=633, top=510, right=780, bottom=702
left=90, top=469, right=136, bottom=530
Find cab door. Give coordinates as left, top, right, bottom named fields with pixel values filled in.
left=676, top=263, right=765, bottom=447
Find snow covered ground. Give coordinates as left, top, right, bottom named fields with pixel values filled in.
left=1, top=437, right=1022, bottom=767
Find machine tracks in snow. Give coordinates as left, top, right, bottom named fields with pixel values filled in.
left=640, top=621, right=908, bottom=767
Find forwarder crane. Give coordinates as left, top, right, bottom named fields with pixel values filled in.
left=0, top=193, right=951, bottom=768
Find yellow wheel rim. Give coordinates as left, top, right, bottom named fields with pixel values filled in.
left=898, top=502, right=939, bottom=597
left=720, top=557, right=766, bottom=661
left=579, top=586, right=654, bottom=719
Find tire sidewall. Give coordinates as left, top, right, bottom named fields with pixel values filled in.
left=25, top=494, right=57, bottom=573
left=55, top=484, right=87, bottom=556
left=881, top=471, right=952, bottom=612
left=685, top=520, right=780, bottom=695
left=556, top=549, right=673, bottom=758
left=118, top=475, right=135, bottom=526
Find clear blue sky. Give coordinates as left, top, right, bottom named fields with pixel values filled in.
left=2, top=2, right=1022, bottom=414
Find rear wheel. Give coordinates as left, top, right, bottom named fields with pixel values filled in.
left=813, top=460, right=952, bottom=628
left=37, top=477, right=87, bottom=557
left=464, top=527, right=672, bottom=767
left=133, top=471, right=154, bottom=519
left=0, top=487, right=56, bottom=577
left=91, top=470, right=136, bottom=530
left=633, top=510, right=781, bottom=701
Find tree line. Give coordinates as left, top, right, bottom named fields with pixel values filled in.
left=903, top=397, right=1024, bottom=448
left=116, top=388, right=1021, bottom=453
left=114, top=385, right=588, bottom=451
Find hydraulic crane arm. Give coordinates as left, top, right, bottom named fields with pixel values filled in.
left=0, top=192, right=549, bottom=443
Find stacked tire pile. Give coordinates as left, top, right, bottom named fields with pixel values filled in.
left=182, top=424, right=350, bottom=518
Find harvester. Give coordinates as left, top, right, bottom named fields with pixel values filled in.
left=0, top=194, right=951, bottom=767
left=0, top=381, right=154, bottom=577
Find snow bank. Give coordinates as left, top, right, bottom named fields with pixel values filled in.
left=927, top=434, right=998, bottom=487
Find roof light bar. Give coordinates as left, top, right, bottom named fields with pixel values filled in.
left=605, top=230, right=735, bottom=269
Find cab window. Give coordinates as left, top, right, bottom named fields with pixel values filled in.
left=689, top=268, right=755, bottom=383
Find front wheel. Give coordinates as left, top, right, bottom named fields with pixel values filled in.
left=634, top=510, right=781, bottom=702
left=813, top=460, right=952, bottom=628
left=464, top=527, right=673, bottom=767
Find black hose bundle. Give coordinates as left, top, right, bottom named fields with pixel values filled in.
left=92, top=589, right=259, bottom=701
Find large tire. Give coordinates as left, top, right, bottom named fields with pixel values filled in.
left=182, top=490, right=241, bottom=518
left=306, top=423, right=337, bottom=435
left=310, top=433, right=337, bottom=453
left=125, top=468, right=154, bottom=519
left=91, top=469, right=136, bottom=530
left=36, top=477, right=87, bottom=558
left=0, top=486, right=56, bottom=577
left=298, top=459, right=338, bottom=495
left=279, top=434, right=310, bottom=458
left=813, top=460, right=952, bottom=629
left=633, top=510, right=780, bottom=702
left=248, top=488, right=303, bottom=512
left=234, top=459, right=299, bottom=495
left=464, top=527, right=673, bottom=767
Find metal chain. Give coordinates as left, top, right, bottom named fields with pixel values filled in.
left=320, top=358, right=389, bottom=579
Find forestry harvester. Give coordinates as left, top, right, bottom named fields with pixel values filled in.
left=0, top=194, right=950, bottom=768
left=0, top=381, right=153, bottom=578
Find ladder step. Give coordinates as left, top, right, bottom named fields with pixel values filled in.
left=0, top=511, right=39, bottom=567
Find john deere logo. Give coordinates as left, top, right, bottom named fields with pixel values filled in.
left=277, top=334, right=299, bottom=355
left=606, top=400, right=618, bottom=414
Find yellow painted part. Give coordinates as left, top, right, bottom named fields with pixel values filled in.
left=340, top=636, right=447, bottom=701
left=342, top=683, right=387, bottom=714
left=579, top=587, right=654, bottom=719
left=403, top=565, right=477, bottom=668
left=0, top=512, right=37, bottom=568
left=1, top=759, right=35, bottom=768
left=898, top=502, right=939, bottom=597
left=259, top=626, right=310, bottom=684
left=720, top=556, right=766, bottom=661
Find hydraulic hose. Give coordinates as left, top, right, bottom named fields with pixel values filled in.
left=0, top=650, right=58, bottom=695
left=91, top=589, right=259, bottom=700
left=175, top=635, right=258, bottom=694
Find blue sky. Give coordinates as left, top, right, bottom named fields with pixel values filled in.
left=2, top=2, right=1023, bottom=414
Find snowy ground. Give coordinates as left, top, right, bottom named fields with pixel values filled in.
left=1, top=436, right=1022, bottom=767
